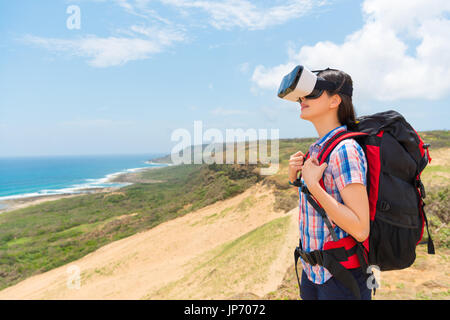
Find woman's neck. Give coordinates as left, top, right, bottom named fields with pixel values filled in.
left=312, top=117, right=342, bottom=140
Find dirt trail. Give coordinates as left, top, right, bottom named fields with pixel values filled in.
left=0, top=182, right=299, bottom=300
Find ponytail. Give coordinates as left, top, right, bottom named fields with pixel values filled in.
left=317, top=69, right=357, bottom=130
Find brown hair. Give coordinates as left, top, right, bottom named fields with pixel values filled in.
left=317, top=69, right=357, bottom=130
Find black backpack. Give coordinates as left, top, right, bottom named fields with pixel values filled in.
left=293, top=110, right=435, bottom=299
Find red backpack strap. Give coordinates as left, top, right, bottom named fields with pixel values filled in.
left=317, top=131, right=369, bottom=165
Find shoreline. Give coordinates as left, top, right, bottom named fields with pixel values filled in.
left=0, top=163, right=171, bottom=214
left=0, top=187, right=117, bottom=214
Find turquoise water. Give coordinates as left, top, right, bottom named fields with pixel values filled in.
left=0, top=153, right=168, bottom=200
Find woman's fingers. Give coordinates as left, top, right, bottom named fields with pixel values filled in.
left=288, top=151, right=305, bottom=182
left=302, top=157, right=315, bottom=171
left=292, top=150, right=304, bottom=157
left=289, top=156, right=303, bottom=163
left=289, top=156, right=303, bottom=164
left=289, top=159, right=304, bottom=168
left=289, top=159, right=303, bottom=168
left=290, top=150, right=304, bottom=160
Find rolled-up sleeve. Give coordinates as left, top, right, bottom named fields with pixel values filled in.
left=329, top=140, right=367, bottom=192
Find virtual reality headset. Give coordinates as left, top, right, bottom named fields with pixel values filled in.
left=277, top=65, right=353, bottom=102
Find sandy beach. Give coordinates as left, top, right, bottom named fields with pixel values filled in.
left=0, top=164, right=169, bottom=214
left=0, top=187, right=116, bottom=214
left=107, top=166, right=167, bottom=184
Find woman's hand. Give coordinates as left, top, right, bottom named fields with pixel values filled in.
left=302, top=157, right=328, bottom=189
left=288, top=150, right=304, bottom=184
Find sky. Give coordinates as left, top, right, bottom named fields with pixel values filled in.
left=0, top=0, right=449, bottom=157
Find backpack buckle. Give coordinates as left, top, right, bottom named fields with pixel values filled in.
left=379, top=201, right=391, bottom=211
left=296, top=248, right=323, bottom=266
left=293, top=179, right=312, bottom=196
left=416, top=179, right=426, bottom=199
left=291, top=178, right=303, bottom=187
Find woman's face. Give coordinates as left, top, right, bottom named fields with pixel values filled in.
left=299, top=91, right=338, bottom=121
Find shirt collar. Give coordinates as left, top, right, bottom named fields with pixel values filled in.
left=312, top=124, right=347, bottom=150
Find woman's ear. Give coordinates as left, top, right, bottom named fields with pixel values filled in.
left=330, top=94, right=341, bottom=109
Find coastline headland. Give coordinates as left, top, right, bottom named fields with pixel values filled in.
left=0, top=161, right=171, bottom=214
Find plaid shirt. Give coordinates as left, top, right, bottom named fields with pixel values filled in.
left=298, top=125, right=367, bottom=284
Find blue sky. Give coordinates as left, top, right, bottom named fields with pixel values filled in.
left=0, top=0, right=449, bottom=157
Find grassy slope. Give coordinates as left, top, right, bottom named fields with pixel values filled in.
left=146, top=215, right=292, bottom=299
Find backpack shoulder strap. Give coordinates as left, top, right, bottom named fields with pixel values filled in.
left=317, top=131, right=368, bottom=165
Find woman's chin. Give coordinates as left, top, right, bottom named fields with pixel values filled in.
left=300, top=111, right=309, bottom=120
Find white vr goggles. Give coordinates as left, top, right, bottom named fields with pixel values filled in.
left=277, top=65, right=352, bottom=102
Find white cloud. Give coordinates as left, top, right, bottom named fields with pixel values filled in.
left=251, top=63, right=296, bottom=90
left=156, top=0, right=326, bottom=30
left=251, top=0, right=450, bottom=101
left=22, top=25, right=186, bottom=67
left=87, top=0, right=172, bottom=23
left=115, top=0, right=134, bottom=11
left=96, top=0, right=325, bottom=30
left=44, top=0, right=324, bottom=67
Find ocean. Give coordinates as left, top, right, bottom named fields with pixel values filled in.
left=0, top=153, right=168, bottom=201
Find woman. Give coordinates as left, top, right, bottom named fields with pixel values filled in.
left=288, top=68, right=371, bottom=300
